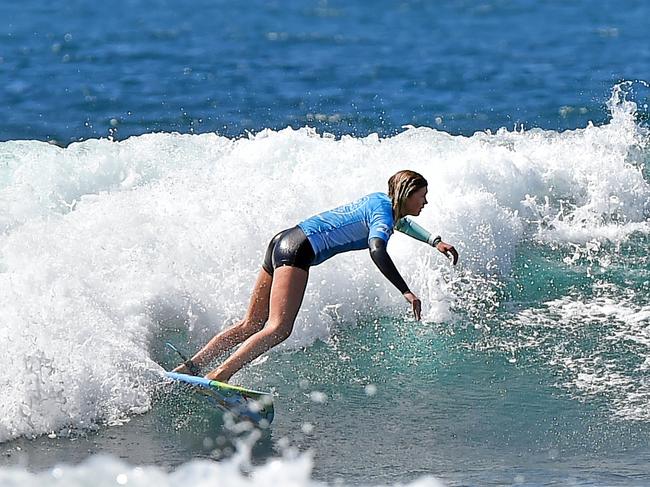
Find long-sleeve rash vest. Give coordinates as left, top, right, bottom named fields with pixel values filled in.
left=297, top=192, right=436, bottom=293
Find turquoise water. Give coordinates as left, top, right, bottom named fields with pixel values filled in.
left=1, top=1, right=650, bottom=486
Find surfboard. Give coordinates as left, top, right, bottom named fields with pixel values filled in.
left=165, top=371, right=274, bottom=425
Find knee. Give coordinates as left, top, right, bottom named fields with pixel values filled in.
left=265, top=321, right=293, bottom=344
left=237, top=317, right=265, bottom=338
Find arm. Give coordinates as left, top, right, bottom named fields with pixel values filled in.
left=395, top=217, right=459, bottom=265
left=368, top=237, right=421, bottom=320
left=395, top=217, right=440, bottom=246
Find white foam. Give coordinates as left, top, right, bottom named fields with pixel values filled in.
left=0, top=84, right=648, bottom=439
left=0, top=450, right=446, bottom=487
left=503, top=291, right=650, bottom=421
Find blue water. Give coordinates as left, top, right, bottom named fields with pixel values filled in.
left=1, top=1, right=650, bottom=487
left=2, top=0, right=648, bottom=143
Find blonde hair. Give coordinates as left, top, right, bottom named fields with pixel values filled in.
left=388, top=170, right=428, bottom=220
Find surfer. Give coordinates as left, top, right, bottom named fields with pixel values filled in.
left=173, top=170, right=458, bottom=382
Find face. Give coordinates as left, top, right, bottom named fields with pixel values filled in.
left=403, top=186, right=428, bottom=216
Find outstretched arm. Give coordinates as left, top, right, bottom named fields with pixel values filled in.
left=368, top=237, right=421, bottom=320
left=395, top=217, right=459, bottom=265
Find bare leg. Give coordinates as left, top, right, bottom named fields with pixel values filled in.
left=206, top=265, right=309, bottom=382
left=172, top=269, right=273, bottom=374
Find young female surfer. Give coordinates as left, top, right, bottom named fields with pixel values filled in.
left=173, top=170, right=458, bottom=382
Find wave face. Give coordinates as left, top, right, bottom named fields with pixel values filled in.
left=0, top=86, right=648, bottom=454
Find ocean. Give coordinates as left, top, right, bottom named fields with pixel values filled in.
left=1, top=1, right=649, bottom=486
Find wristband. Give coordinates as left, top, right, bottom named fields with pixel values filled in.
left=430, top=235, right=442, bottom=247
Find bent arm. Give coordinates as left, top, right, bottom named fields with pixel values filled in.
left=368, top=237, right=410, bottom=294
left=395, top=217, right=441, bottom=247
left=396, top=217, right=459, bottom=265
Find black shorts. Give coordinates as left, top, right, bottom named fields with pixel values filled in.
left=262, top=226, right=315, bottom=275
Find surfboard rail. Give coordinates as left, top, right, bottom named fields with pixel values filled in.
left=165, top=371, right=274, bottom=425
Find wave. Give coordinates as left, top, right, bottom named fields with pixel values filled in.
left=0, top=83, right=648, bottom=440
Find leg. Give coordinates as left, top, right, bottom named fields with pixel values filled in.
left=206, top=265, right=309, bottom=382
left=172, top=268, right=273, bottom=374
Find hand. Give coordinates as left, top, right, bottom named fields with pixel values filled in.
left=436, top=241, right=459, bottom=265
left=403, top=291, right=422, bottom=321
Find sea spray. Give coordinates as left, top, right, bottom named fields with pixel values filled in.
left=0, top=84, right=648, bottom=441
left=0, top=449, right=446, bottom=487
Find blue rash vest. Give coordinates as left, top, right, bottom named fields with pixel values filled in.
left=297, top=192, right=395, bottom=266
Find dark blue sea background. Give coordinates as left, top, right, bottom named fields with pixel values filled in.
left=2, top=0, right=648, bottom=143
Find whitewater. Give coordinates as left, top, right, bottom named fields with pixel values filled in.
left=0, top=85, right=648, bottom=485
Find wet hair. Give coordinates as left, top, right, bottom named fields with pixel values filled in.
left=387, top=170, right=428, bottom=220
